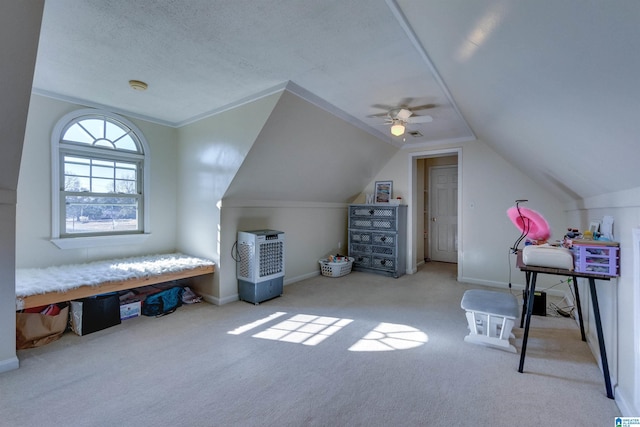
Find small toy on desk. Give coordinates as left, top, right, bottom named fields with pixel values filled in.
left=565, top=228, right=581, bottom=239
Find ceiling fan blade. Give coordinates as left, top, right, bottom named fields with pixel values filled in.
left=407, top=115, right=433, bottom=124
left=409, top=103, right=436, bottom=111
left=397, top=98, right=415, bottom=108
left=395, top=109, right=413, bottom=121
left=370, top=104, right=396, bottom=111
left=367, top=112, right=391, bottom=118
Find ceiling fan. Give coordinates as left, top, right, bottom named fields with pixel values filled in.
left=369, top=102, right=435, bottom=137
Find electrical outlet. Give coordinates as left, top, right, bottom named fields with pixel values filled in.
left=338, top=242, right=342, bottom=250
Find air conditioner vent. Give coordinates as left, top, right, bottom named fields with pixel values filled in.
left=408, top=130, right=423, bottom=137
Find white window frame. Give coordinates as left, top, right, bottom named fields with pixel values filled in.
left=51, top=109, right=151, bottom=249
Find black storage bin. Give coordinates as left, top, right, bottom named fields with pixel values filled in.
left=70, top=293, right=121, bottom=336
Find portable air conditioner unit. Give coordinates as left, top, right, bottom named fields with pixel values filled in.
left=237, top=229, right=285, bottom=304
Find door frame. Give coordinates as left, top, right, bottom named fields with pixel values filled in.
left=406, top=147, right=462, bottom=278
left=633, top=228, right=640, bottom=414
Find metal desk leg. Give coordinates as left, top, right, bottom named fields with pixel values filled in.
left=520, top=271, right=531, bottom=328
left=518, top=272, right=537, bottom=373
left=571, top=276, right=586, bottom=342
left=588, top=278, right=614, bottom=399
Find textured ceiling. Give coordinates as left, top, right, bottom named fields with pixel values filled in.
left=32, top=0, right=640, bottom=200
left=33, top=0, right=474, bottom=148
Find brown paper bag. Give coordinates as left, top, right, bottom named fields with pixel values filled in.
left=16, top=304, right=69, bottom=350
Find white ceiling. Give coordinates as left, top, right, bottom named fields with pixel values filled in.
left=398, top=0, right=640, bottom=200
left=32, top=0, right=640, bottom=200
left=33, top=0, right=474, bottom=148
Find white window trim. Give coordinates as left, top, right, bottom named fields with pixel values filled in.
left=51, top=109, right=151, bottom=249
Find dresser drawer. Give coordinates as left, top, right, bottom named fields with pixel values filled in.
left=352, top=254, right=372, bottom=268
left=372, top=232, right=396, bottom=246
left=371, top=256, right=396, bottom=271
left=350, top=205, right=396, bottom=219
left=349, top=217, right=396, bottom=231
left=350, top=243, right=372, bottom=254
left=372, top=245, right=394, bottom=257
left=350, top=231, right=372, bottom=244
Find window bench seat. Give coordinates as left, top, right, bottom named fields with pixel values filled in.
left=15, top=253, right=215, bottom=310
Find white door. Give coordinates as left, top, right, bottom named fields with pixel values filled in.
left=429, top=166, right=458, bottom=263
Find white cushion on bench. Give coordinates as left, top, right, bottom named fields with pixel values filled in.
left=16, top=253, right=214, bottom=298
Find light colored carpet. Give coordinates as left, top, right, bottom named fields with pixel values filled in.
left=1, top=262, right=621, bottom=426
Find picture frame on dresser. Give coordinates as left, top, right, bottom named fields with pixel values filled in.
left=374, top=180, right=392, bottom=203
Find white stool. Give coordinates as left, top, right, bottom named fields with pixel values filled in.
left=461, top=289, right=519, bottom=353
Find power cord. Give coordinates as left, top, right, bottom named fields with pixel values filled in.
left=507, top=199, right=529, bottom=294
left=231, top=240, right=242, bottom=263
left=510, top=199, right=530, bottom=253
left=507, top=248, right=514, bottom=292
left=535, top=278, right=575, bottom=317
left=548, top=301, right=575, bottom=318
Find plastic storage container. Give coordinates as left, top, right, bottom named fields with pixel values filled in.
left=571, top=244, right=619, bottom=276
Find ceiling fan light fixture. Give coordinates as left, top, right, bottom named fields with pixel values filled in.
left=390, top=121, right=405, bottom=136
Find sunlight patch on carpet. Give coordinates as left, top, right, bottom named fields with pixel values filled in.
left=227, top=312, right=288, bottom=335
left=228, top=313, right=428, bottom=351
left=348, top=322, right=428, bottom=352
left=252, top=314, right=353, bottom=346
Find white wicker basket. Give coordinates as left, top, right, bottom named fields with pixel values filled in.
left=319, top=257, right=354, bottom=278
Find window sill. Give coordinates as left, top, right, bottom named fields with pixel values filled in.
left=51, top=233, right=151, bottom=250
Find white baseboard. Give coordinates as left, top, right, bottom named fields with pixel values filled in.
left=0, top=356, right=19, bottom=374
left=615, top=387, right=638, bottom=417
left=284, top=271, right=320, bottom=285
left=208, top=272, right=320, bottom=306
left=199, top=293, right=235, bottom=306
left=202, top=293, right=239, bottom=306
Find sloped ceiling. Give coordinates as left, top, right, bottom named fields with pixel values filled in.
left=399, top=0, right=640, bottom=200
left=31, top=0, right=640, bottom=201
left=224, top=90, right=398, bottom=203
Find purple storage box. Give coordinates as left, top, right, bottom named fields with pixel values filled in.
left=571, top=244, right=619, bottom=276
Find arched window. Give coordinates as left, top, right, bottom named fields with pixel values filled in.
left=51, top=109, right=150, bottom=248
